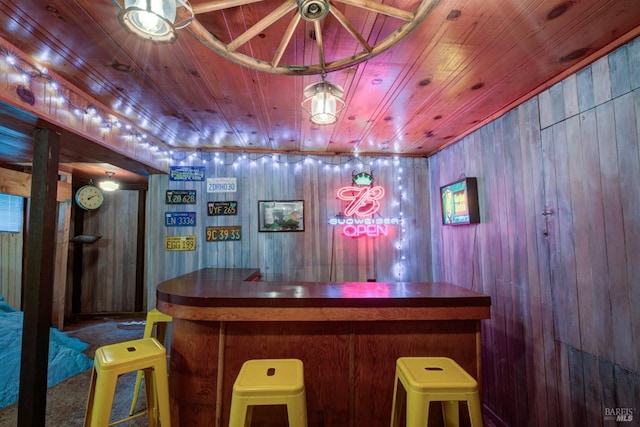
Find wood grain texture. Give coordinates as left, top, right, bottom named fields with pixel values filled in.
left=0, top=165, right=71, bottom=317
left=428, top=38, right=640, bottom=427
left=158, top=304, right=490, bottom=322
left=79, top=189, right=140, bottom=313
left=164, top=306, right=484, bottom=427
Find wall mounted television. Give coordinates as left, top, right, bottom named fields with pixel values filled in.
left=440, top=177, right=480, bottom=225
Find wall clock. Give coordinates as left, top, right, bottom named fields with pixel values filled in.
left=75, top=182, right=104, bottom=210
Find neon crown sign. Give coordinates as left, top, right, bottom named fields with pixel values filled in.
left=329, top=171, right=402, bottom=238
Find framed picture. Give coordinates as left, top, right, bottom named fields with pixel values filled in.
left=258, top=200, right=305, bottom=232
left=440, top=177, right=480, bottom=225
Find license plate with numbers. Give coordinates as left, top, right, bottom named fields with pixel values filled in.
left=166, top=190, right=196, bottom=204
left=164, top=235, right=196, bottom=251
left=207, top=201, right=238, bottom=216
left=165, top=212, right=196, bottom=226
left=206, top=226, right=241, bottom=241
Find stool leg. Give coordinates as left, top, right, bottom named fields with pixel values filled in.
left=83, top=368, right=98, bottom=427
left=405, top=393, right=429, bottom=427
left=144, top=369, right=159, bottom=427
left=442, top=401, right=460, bottom=427
left=465, top=393, right=483, bottom=427
left=228, top=397, right=249, bottom=427
left=286, top=393, right=308, bottom=427
left=156, top=322, right=168, bottom=346
left=85, top=369, right=119, bottom=427
left=390, top=376, right=405, bottom=427
left=153, top=358, right=172, bottom=427
left=129, top=370, right=144, bottom=416
left=245, top=405, right=254, bottom=427
left=129, top=317, right=157, bottom=416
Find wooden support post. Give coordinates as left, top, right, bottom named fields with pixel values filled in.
left=135, top=189, right=147, bottom=312
left=17, top=128, right=60, bottom=427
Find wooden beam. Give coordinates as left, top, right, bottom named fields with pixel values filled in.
left=332, top=0, right=414, bottom=21
left=330, top=6, right=372, bottom=53
left=314, top=20, right=326, bottom=70
left=0, top=167, right=72, bottom=202
left=17, top=128, right=61, bottom=427
left=227, top=0, right=297, bottom=52
left=271, top=13, right=301, bottom=68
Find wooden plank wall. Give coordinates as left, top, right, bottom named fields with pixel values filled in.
left=145, top=155, right=431, bottom=309
left=428, top=37, right=640, bottom=426
left=78, top=189, right=140, bottom=313
left=0, top=231, right=23, bottom=309
left=0, top=166, right=71, bottom=314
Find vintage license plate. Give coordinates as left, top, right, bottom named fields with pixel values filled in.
left=206, top=226, right=241, bottom=241
left=165, top=212, right=196, bottom=226
left=169, top=166, right=205, bottom=181
left=207, top=201, right=238, bottom=216
left=206, top=177, right=237, bottom=193
left=164, top=235, right=196, bottom=251
left=166, top=190, right=196, bottom=204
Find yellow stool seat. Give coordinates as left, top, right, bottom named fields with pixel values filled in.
left=129, top=309, right=172, bottom=416
left=390, top=357, right=483, bottom=427
left=229, top=358, right=307, bottom=427
left=84, top=338, right=171, bottom=427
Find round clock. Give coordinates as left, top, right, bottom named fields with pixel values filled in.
left=75, top=184, right=104, bottom=210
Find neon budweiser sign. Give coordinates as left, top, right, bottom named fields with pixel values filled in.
left=329, top=171, right=402, bottom=237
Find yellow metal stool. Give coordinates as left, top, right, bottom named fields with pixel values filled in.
left=129, top=309, right=172, bottom=416
left=390, top=357, right=483, bottom=427
left=84, top=337, right=171, bottom=427
left=228, top=358, right=307, bottom=427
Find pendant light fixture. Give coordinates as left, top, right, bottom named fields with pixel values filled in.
left=302, top=74, right=345, bottom=125
left=99, top=171, right=120, bottom=192
left=115, top=0, right=193, bottom=43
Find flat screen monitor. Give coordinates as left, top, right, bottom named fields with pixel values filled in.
left=440, top=177, right=480, bottom=225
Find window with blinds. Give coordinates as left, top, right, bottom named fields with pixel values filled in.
left=0, top=194, right=24, bottom=233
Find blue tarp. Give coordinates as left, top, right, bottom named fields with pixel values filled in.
left=0, top=297, right=93, bottom=409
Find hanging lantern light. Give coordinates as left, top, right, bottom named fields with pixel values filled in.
left=99, top=171, right=120, bottom=192
left=302, top=76, right=345, bottom=125
left=116, top=0, right=193, bottom=43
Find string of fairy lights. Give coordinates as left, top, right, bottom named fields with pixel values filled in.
left=394, top=164, right=408, bottom=280
left=1, top=46, right=409, bottom=280
left=1, top=47, right=157, bottom=150
left=173, top=151, right=409, bottom=280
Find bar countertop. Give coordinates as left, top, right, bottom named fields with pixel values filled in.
left=155, top=268, right=491, bottom=426
left=156, top=268, right=491, bottom=321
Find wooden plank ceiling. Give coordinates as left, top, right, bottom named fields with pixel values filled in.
left=0, top=0, right=638, bottom=183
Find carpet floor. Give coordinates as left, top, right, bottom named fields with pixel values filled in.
left=0, top=314, right=151, bottom=427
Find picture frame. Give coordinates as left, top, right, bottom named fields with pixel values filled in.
left=258, top=200, right=305, bottom=232
left=440, top=177, right=480, bottom=225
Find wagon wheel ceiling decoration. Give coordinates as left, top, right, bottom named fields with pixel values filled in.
left=114, top=0, right=440, bottom=75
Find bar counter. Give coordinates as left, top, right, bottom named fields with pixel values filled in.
left=157, top=268, right=491, bottom=427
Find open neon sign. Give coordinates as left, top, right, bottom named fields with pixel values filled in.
left=330, top=172, right=402, bottom=238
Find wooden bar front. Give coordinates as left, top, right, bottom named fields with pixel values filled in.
left=157, top=269, right=491, bottom=427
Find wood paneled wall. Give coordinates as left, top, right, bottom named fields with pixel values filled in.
left=145, top=155, right=432, bottom=309
left=429, top=37, right=640, bottom=426
left=0, top=166, right=71, bottom=315
left=76, top=190, right=140, bottom=313
left=0, top=231, right=22, bottom=309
